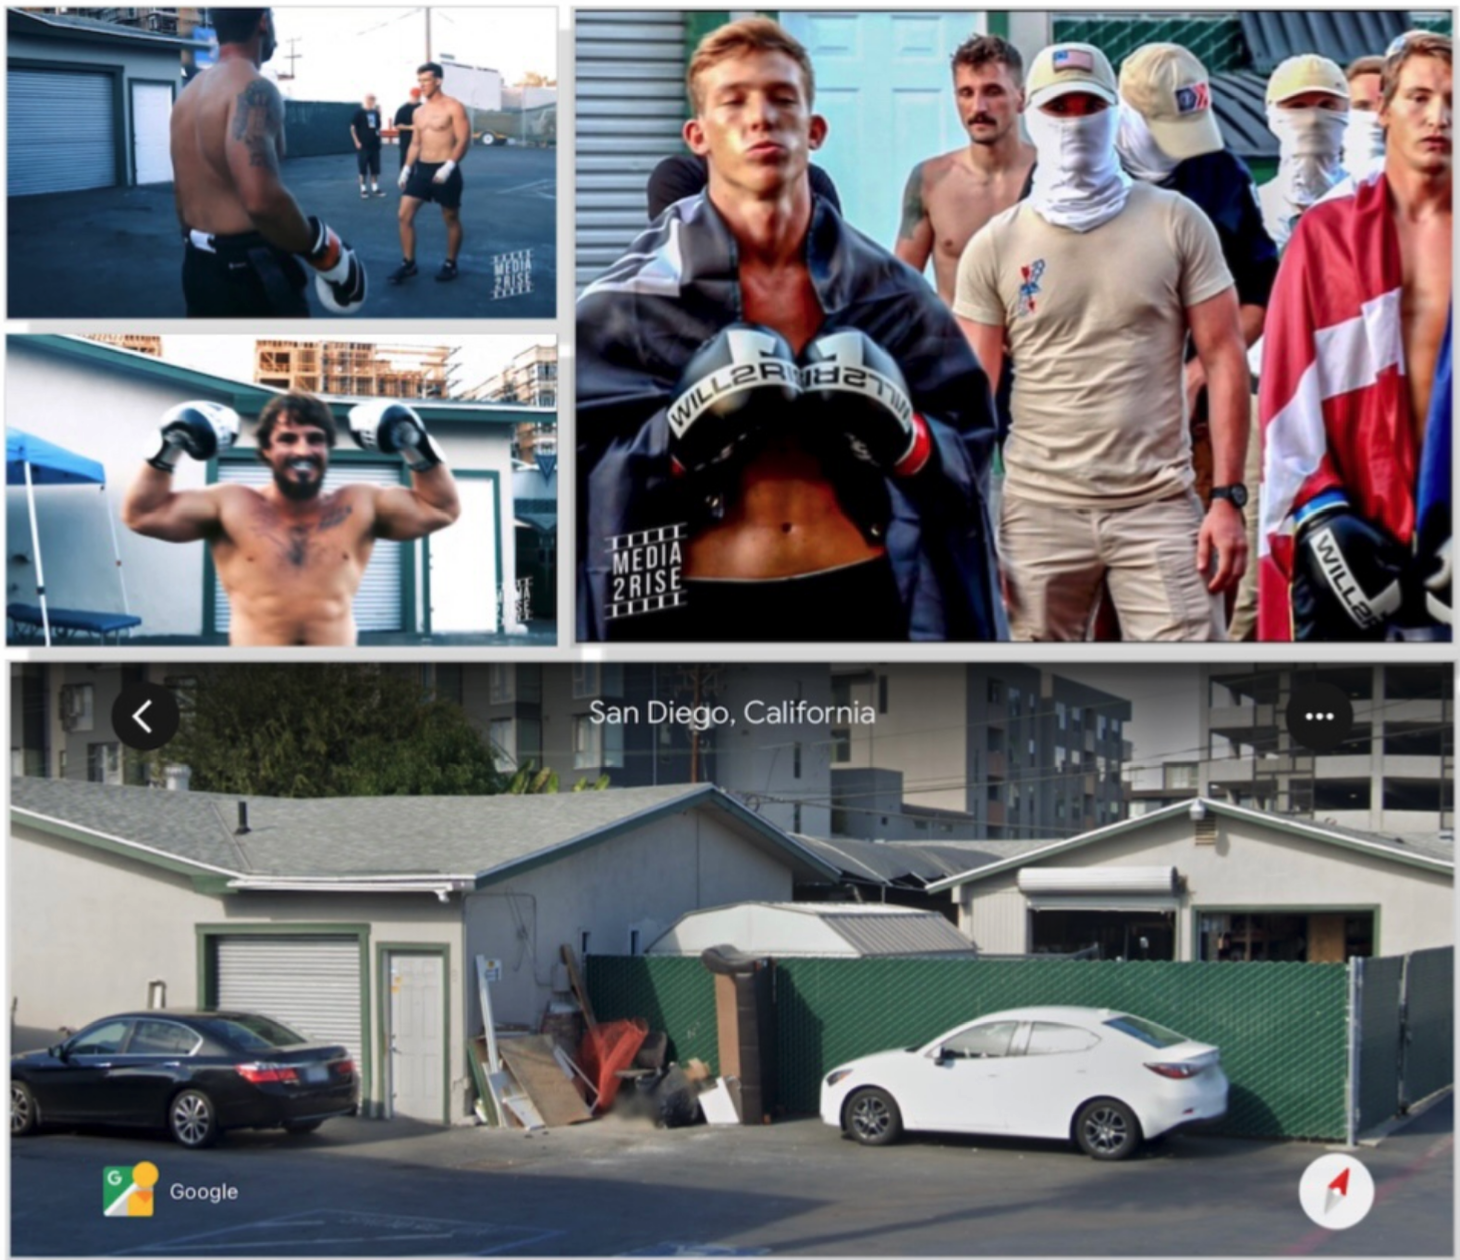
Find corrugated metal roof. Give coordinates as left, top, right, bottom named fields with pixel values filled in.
left=816, top=909, right=976, bottom=956
left=8, top=9, right=211, bottom=49
left=1212, top=71, right=1278, bottom=164
left=795, top=834, right=1065, bottom=885
left=1239, top=12, right=1409, bottom=73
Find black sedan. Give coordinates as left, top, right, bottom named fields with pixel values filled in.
left=11, top=1010, right=358, bottom=1148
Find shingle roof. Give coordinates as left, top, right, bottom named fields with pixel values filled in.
left=10, top=778, right=838, bottom=885
left=1239, top=11, right=1410, bottom=74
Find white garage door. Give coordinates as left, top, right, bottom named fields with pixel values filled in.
left=215, top=936, right=363, bottom=1069
left=780, top=12, right=990, bottom=245
left=211, top=461, right=405, bottom=634
left=575, top=10, right=688, bottom=290
left=8, top=67, right=118, bottom=195
left=131, top=81, right=174, bottom=185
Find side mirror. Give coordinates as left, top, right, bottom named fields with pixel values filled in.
left=48, top=1042, right=69, bottom=1060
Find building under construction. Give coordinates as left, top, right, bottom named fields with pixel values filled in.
left=254, top=341, right=455, bottom=399
left=85, top=335, right=163, bottom=357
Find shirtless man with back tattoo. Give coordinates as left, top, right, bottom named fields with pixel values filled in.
left=122, top=393, right=459, bottom=645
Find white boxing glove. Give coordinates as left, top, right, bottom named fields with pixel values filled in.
left=148, top=401, right=240, bottom=471
left=347, top=401, right=444, bottom=472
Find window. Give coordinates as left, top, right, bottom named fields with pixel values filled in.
left=602, top=720, right=625, bottom=770
left=129, top=1020, right=202, bottom=1056
left=69, top=1020, right=131, bottom=1056
left=987, top=678, right=1002, bottom=704
left=489, top=664, right=514, bottom=704
left=488, top=719, right=515, bottom=771
left=211, top=1014, right=307, bottom=1050
left=1104, top=1015, right=1188, bottom=1049
left=940, top=1021, right=1018, bottom=1060
left=988, top=727, right=1004, bottom=753
left=1056, top=702, right=1067, bottom=730
left=60, top=683, right=94, bottom=732
left=1026, top=1023, right=1099, bottom=1055
left=1163, top=762, right=1198, bottom=791
left=793, top=742, right=803, bottom=779
left=87, top=742, right=121, bottom=784
left=573, top=716, right=601, bottom=770
left=572, top=663, right=600, bottom=698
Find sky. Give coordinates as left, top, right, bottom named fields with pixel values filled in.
left=250, top=7, right=558, bottom=104
left=158, top=335, right=553, bottom=396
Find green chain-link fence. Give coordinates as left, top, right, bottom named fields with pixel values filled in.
left=588, top=955, right=1351, bottom=1139
left=1050, top=17, right=1248, bottom=73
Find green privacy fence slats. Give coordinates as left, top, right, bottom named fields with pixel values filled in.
left=1051, top=18, right=1247, bottom=73
left=1355, top=955, right=1405, bottom=1135
left=588, top=956, right=1350, bottom=1139
left=588, top=954, right=720, bottom=1072
left=1402, top=947, right=1454, bottom=1108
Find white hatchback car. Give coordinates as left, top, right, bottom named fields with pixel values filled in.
left=820, top=1005, right=1228, bottom=1160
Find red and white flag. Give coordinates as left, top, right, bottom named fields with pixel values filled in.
left=1258, top=173, right=1416, bottom=640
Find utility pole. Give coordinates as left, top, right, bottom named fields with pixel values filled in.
left=275, top=37, right=301, bottom=81
left=424, top=7, right=432, bottom=63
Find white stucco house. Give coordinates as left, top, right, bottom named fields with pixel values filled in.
left=929, top=799, right=1454, bottom=963
left=6, top=335, right=549, bottom=642
left=9, top=778, right=839, bottom=1124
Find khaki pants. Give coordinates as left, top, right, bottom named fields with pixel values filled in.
left=1000, top=489, right=1227, bottom=641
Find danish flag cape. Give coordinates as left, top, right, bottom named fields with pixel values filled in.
left=1257, top=171, right=1451, bottom=640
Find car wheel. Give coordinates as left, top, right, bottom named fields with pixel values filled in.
left=844, top=1088, right=903, bottom=1146
left=283, top=1120, right=323, bottom=1135
left=480, top=133, right=496, bottom=146
left=1074, top=1098, right=1141, bottom=1160
left=169, top=1089, right=219, bottom=1149
left=12, top=1081, right=38, bottom=1136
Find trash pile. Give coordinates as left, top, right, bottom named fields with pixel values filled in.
left=468, top=944, right=770, bottom=1131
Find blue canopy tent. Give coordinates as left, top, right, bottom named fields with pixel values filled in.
left=6, top=429, right=137, bottom=646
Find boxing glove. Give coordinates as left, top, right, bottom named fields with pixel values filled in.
left=1423, top=537, right=1452, bottom=625
left=1291, top=493, right=1406, bottom=639
left=666, top=323, right=801, bottom=474
left=347, top=401, right=444, bottom=472
left=147, top=401, right=240, bottom=471
left=799, top=330, right=933, bottom=477
left=432, top=159, right=457, bottom=185
left=305, top=216, right=367, bottom=315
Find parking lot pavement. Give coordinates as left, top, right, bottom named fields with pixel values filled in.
left=10, top=1096, right=1452, bottom=1256
left=7, top=149, right=555, bottom=320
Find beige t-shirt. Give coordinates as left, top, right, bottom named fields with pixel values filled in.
left=954, top=181, right=1234, bottom=508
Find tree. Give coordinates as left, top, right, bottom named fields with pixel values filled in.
left=150, top=665, right=505, bottom=798
left=504, top=759, right=609, bottom=794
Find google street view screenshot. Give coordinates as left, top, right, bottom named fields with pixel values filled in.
left=5, top=3, right=1456, bottom=1260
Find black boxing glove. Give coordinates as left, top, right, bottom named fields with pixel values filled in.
left=666, top=323, right=801, bottom=474
left=1291, top=492, right=1406, bottom=640
left=348, top=401, right=444, bottom=472
left=148, top=401, right=240, bottom=471
left=1423, top=537, right=1452, bottom=626
left=305, top=216, right=367, bottom=315
left=799, top=329, right=933, bottom=477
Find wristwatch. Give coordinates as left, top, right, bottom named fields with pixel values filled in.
left=1211, top=484, right=1249, bottom=510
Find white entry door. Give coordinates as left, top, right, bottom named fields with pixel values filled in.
left=388, top=953, right=446, bottom=1123
left=131, top=82, right=174, bottom=184
left=780, top=12, right=989, bottom=247
left=429, top=475, right=499, bottom=633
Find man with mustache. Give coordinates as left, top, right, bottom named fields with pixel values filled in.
left=122, top=393, right=460, bottom=645
left=895, top=34, right=1036, bottom=305
left=1258, top=31, right=1452, bottom=640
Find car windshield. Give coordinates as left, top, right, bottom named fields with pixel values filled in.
left=210, top=1014, right=310, bottom=1051
left=1104, top=1014, right=1190, bottom=1049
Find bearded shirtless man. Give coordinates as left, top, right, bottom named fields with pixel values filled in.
left=122, top=394, right=459, bottom=646
left=575, top=18, right=1003, bottom=642
left=895, top=34, right=1036, bottom=304
left=392, top=61, right=473, bottom=284
left=170, top=7, right=365, bottom=316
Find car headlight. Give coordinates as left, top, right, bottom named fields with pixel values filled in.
left=826, top=1069, right=854, bottom=1087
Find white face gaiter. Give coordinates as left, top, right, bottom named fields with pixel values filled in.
left=1115, top=99, right=1181, bottom=184
left=1026, top=104, right=1132, bottom=233
left=1342, top=109, right=1386, bottom=179
left=1267, top=105, right=1349, bottom=216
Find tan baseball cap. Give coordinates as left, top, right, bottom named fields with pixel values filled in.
left=1266, top=54, right=1350, bottom=105
left=1119, top=43, right=1224, bottom=160
left=1026, top=43, right=1118, bottom=109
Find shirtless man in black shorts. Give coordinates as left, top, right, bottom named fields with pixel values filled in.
left=391, top=61, right=472, bottom=283
left=169, top=7, right=366, bottom=316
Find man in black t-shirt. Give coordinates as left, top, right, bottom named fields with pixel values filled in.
left=392, top=88, right=421, bottom=175
left=350, top=93, right=385, bottom=198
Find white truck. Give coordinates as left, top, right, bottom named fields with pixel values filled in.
left=439, top=58, right=506, bottom=143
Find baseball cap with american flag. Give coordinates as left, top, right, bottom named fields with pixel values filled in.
left=1027, top=42, right=1119, bottom=108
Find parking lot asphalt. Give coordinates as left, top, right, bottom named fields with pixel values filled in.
left=9, top=1094, right=1452, bottom=1256
left=7, top=149, right=555, bottom=320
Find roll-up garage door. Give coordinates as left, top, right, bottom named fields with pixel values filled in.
left=574, top=10, right=687, bottom=291
left=8, top=68, right=118, bottom=195
left=215, top=936, right=363, bottom=1068
left=211, top=461, right=405, bottom=634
